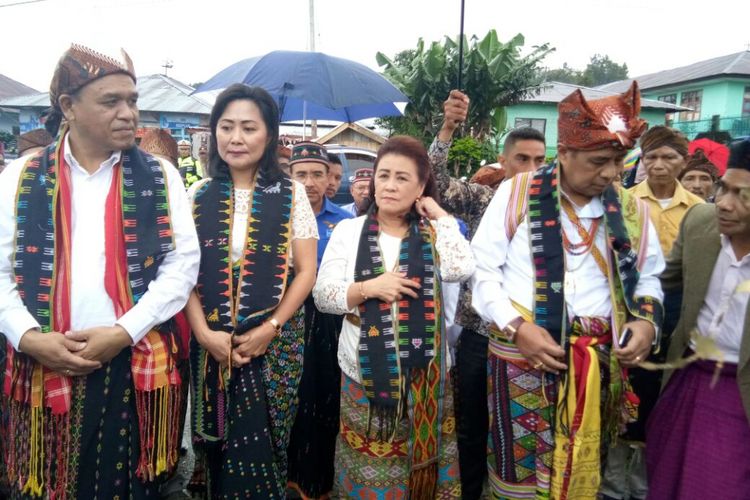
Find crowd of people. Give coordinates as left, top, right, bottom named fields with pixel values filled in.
left=0, top=43, right=748, bottom=500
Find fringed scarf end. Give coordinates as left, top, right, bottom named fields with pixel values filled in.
left=366, top=403, right=399, bottom=443
left=135, top=383, right=182, bottom=482
left=407, top=462, right=437, bottom=500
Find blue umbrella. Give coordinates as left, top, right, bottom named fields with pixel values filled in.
left=195, top=50, right=408, bottom=122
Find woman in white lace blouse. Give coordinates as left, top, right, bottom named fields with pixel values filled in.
left=184, top=84, right=318, bottom=498
left=313, top=136, right=474, bottom=499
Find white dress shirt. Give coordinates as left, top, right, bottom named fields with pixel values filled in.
left=0, top=135, right=200, bottom=349
left=471, top=179, right=665, bottom=339
left=694, top=235, right=750, bottom=364
left=313, top=215, right=475, bottom=382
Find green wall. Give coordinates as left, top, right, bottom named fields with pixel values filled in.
left=643, top=78, right=749, bottom=122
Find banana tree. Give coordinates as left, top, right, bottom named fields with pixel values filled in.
left=376, top=29, right=553, bottom=142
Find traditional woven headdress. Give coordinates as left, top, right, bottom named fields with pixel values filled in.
left=140, top=129, right=178, bottom=165
left=49, top=43, right=136, bottom=110
left=558, top=81, right=647, bottom=150
left=678, top=150, right=719, bottom=181
left=290, top=141, right=329, bottom=167
left=470, top=164, right=505, bottom=188
left=17, top=129, right=54, bottom=155
left=640, top=125, right=689, bottom=157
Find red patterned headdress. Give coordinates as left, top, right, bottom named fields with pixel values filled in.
left=50, top=43, right=136, bottom=110
left=558, top=81, right=647, bottom=151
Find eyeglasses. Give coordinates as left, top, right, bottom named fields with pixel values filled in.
left=715, top=180, right=750, bottom=206
left=292, top=171, right=327, bottom=181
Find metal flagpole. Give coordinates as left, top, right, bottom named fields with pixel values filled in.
left=308, top=0, right=318, bottom=137
left=457, top=0, right=466, bottom=91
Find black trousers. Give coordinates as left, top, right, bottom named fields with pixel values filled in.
left=453, top=328, right=489, bottom=500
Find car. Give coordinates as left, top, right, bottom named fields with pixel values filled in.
left=324, top=144, right=377, bottom=205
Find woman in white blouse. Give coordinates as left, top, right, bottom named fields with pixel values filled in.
left=314, top=135, right=474, bottom=499
left=184, top=84, right=318, bottom=498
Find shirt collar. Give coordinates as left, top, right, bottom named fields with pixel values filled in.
left=63, top=132, right=121, bottom=176
left=720, top=234, right=750, bottom=266
left=559, top=189, right=604, bottom=218
left=633, top=179, right=692, bottom=208
left=320, top=196, right=345, bottom=217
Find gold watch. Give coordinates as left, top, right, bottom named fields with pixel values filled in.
left=504, top=317, right=525, bottom=342
left=268, top=317, right=282, bottom=336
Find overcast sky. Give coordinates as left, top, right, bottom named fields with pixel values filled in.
left=1, top=0, right=748, bottom=93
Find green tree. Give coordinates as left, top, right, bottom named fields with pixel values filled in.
left=539, top=62, right=582, bottom=84
left=580, top=54, right=628, bottom=87
left=447, top=136, right=483, bottom=178
left=0, top=131, right=15, bottom=153
left=376, top=30, right=553, bottom=143
left=541, top=54, right=628, bottom=87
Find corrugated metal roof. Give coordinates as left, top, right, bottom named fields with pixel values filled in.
left=135, top=74, right=211, bottom=114
left=0, top=73, right=37, bottom=100
left=0, top=92, right=48, bottom=107
left=597, top=51, right=750, bottom=93
left=524, top=81, right=689, bottom=111
left=0, top=74, right=211, bottom=115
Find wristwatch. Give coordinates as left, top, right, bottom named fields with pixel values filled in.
left=503, top=317, right=525, bottom=343
left=268, top=317, right=282, bottom=336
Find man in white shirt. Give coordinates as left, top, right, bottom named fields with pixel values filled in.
left=470, top=82, right=664, bottom=500
left=340, top=168, right=372, bottom=216
left=646, top=138, right=750, bottom=499
left=0, top=44, right=199, bottom=498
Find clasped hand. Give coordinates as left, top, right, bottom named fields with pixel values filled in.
left=196, top=321, right=278, bottom=368
left=18, top=325, right=133, bottom=377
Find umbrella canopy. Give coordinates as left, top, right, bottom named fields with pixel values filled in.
left=195, top=50, right=408, bottom=122
left=689, top=138, right=729, bottom=175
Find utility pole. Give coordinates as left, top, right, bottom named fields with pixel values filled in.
left=161, top=59, right=173, bottom=77
left=309, top=0, right=318, bottom=138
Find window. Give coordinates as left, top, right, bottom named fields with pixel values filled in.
left=514, top=118, right=546, bottom=134
left=679, top=90, right=702, bottom=122
left=657, top=94, right=676, bottom=104
left=743, top=86, right=750, bottom=116
left=658, top=94, right=677, bottom=123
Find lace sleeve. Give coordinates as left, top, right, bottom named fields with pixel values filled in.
left=433, top=216, right=475, bottom=283
left=313, top=218, right=357, bottom=315
left=291, top=181, right=319, bottom=240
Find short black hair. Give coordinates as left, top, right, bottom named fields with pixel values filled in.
left=207, top=84, right=282, bottom=181
left=503, top=127, right=546, bottom=152
left=728, top=138, right=750, bottom=172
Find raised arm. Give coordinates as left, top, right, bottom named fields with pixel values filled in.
left=428, top=90, right=494, bottom=222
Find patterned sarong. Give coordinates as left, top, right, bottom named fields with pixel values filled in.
left=487, top=332, right=558, bottom=499
left=336, top=375, right=461, bottom=499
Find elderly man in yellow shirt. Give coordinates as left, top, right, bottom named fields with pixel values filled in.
left=629, top=126, right=705, bottom=255
left=601, top=125, right=704, bottom=500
